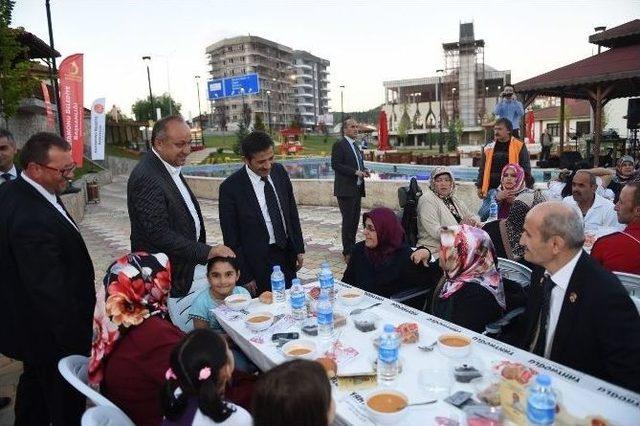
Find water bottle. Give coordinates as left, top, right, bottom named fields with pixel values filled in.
left=488, top=199, right=499, bottom=221
left=317, top=290, right=334, bottom=339
left=289, top=278, right=306, bottom=321
left=318, top=265, right=335, bottom=301
left=526, top=375, right=557, bottom=426
left=270, top=265, right=286, bottom=303
left=377, top=324, right=400, bottom=385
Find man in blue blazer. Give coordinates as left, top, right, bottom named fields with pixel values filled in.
left=219, top=131, right=305, bottom=294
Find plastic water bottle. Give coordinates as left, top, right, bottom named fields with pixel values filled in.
left=318, top=265, right=335, bottom=301
left=378, top=324, right=400, bottom=385
left=289, top=278, right=306, bottom=321
left=488, top=199, right=499, bottom=221
left=270, top=265, right=286, bottom=303
left=317, top=290, right=334, bottom=340
left=526, top=375, right=557, bottom=425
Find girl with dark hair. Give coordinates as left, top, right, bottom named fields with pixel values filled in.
left=252, top=359, right=335, bottom=426
left=162, top=329, right=252, bottom=425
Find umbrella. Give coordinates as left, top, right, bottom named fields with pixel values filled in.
left=378, top=110, right=390, bottom=151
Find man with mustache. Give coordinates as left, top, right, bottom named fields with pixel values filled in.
left=562, top=170, right=620, bottom=231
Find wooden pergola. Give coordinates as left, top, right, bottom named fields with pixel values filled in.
left=515, top=19, right=640, bottom=166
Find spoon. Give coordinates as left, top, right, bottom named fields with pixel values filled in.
left=396, top=399, right=438, bottom=410
left=418, top=341, right=437, bottom=352
left=349, top=302, right=382, bottom=316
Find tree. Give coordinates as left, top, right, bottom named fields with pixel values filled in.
left=290, top=112, right=303, bottom=129
left=397, top=104, right=411, bottom=146
left=242, top=102, right=251, bottom=127
left=253, top=113, right=266, bottom=132
left=131, top=93, right=181, bottom=121
left=215, top=103, right=228, bottom=131
left=234, top=121, right=249, bottom=155
left=447, top=118, right=463, bottom=152
left=0, top=1, right=39, bottom=126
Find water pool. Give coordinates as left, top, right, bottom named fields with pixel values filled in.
left=183, top=157, right=558, bottom=183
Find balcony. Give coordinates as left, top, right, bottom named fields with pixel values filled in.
left=296, top=101, right=314, bottom=107
left=301, top=111, right=315, bottom=116
left=295, top=63, right=313, bottom=70
left=293, top=82, right=313, bottom=89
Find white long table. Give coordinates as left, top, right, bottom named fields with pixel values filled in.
left=216, top=281, right=640, bottom=425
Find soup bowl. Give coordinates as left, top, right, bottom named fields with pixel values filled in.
left=437, top=333, right=472, bottom=358
left=365, top=389, right=409, bottom=424
left=337, top=288, right=364, bottom=306
left=281, top=339, right=317, bottom=360
left=224, top=294, right=251, bottom=311
left=245, top=312, right=274, bottom=331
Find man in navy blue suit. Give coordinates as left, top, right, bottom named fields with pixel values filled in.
left=0, top=128, right=20, bottom=184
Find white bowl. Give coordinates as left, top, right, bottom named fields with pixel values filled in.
left=245, top=311, right=274, bottom=331
left=281, top=339, right=317, bottom=360
left=437, top=333, right=472, bottom=358
left=224, top=294, right=251, bottom=311
left=337, top=288, right=364, bottom=306
left=365, top=389, right=409, bottom=424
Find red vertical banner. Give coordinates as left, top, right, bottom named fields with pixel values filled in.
left=40, top=81, right=55, bottom=130
left=59, top=53, right=84, bottom=166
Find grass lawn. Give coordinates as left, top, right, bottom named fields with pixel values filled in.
left=106, top=144, right=144, bottom=160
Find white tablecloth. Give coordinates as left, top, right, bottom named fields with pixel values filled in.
left=216, top=281, right=640, bottom=425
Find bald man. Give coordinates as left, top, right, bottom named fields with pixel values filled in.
left=516, top=201, right=640, bottom=392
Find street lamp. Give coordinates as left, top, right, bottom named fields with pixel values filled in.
left=195, top=75, right=202, bottom=130
left=436, top=69, right=444, bottom=153
left=142, top=56, right=155, bottom=122
left=266, top=90, right=272, bottom=134
left=45, top=0, right=64, bottom=137
left=340, top=85, right=345, bottom=137
left=594, top=26, right=607, bottom=54
left=240, top=87, right=248, bottom=127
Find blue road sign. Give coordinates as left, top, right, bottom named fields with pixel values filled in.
left=224, top=73, right=260, bottom=97
left=207, top=78, right=224, bottom=100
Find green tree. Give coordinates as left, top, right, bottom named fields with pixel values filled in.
left=397, top=105, right=411, bottom=146
left=0, top=0, right=39, bottom=126
left=290, top=112, right=303, bottom=129
left=234, top=121, right=249, bottom=155
left=131, top=93, right=181, bottom=121
left=447, top=119, right=463, bottom=151
left=253, top=113, right=266, bottom=132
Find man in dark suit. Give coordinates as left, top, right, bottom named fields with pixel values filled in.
left=127, top=115, right=234, bottom=298
left=0, top=132, right=96, bottom=424
left=331, top=118, right=369, bottom=261
left=219, top=131, right=305, bottom=294
left=0, top=128, right=20, bottom=184
left=517, top=201, right=640, bottom=392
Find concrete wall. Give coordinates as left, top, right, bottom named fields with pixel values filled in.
left=184, top=175, right=482, bottom=212
left=60, top=169, right=113, bottom=223
left=106, top=156, right=140, bottom=176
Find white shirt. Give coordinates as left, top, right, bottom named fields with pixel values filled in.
left=544, top=249, right=582, bottom=357
left=245, top=165, right=286, bottom=245
left=192, top=403, right=252, bottom=425
left=344, top=136, right=363, bottom=186
left=152, top=148, right=201, bottom=240
left=1, top=164, right=18, bottom=181
left=21, top=172, right=78, bottom=230
left=562, top=193, right=621, bottom=232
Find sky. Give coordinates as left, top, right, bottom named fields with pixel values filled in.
left=12, top=0, right=640, bottom=119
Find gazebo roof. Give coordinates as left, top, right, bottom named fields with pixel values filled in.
left=514, top=43, right=640, bottom=99
left=589, top=19, right=640, bottom=48
left=13, top=28, right=60, bottom=59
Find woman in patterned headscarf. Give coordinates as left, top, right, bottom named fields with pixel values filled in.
left=415, top=167, right=478, bottom=258
left=430, top=225, right=506, bottom=332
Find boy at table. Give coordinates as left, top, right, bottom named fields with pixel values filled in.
left=189, top=256, right=256, bottom=372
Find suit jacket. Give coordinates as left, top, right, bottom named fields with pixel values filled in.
left=218, top=163, right=304, bottom=288
left=331, top=137, right=365, bottom=197
left=0, top=177, right=96, bottom=362
left=518, top=251, right=640, bottom=392
left=127, top=152, right=210, bottom=297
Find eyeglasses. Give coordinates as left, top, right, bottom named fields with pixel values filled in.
left=37, top=162, right=77, bottom=177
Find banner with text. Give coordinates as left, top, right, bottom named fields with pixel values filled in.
left=90, top=98, right=106, bottom=160
left=40, top=81, right=55, bottom=129
left=59, top=53, right=84, bottom=166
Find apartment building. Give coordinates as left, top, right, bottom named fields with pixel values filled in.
left=292, top=50, right=331, bottom=129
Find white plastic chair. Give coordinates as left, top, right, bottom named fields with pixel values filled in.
left=58, top=355, right=131, bottom=420
left=167, top=264, right=209, bottom=332
left=614, top=271, right=640, bottom=314
left=497, top=257, right=532, bottom=287
left=81, top=406, right=134, bottom=426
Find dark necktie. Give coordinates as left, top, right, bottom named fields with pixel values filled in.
left=532, top=274, right=556, bottom=356
left=353, top=143, right=364, bottom=171
left=55, top=195, right=78, bottom=228
left=261, top=176, right=287, bottom=249
left=1, top=172, right=12, bottom=182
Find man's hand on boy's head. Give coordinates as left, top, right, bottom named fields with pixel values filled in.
left=244, top=280, right=257, bottom=296
left=209, top=244, right=235, bottom=259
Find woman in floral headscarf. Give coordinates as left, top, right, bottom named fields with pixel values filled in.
left=430, top=225, right=506, bottom=333
left=415, top=167, right=478, bottom=258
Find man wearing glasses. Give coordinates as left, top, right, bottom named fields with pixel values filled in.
left=0, top=132, right=96, bottom=424
left=494, top=85, right=524, bottom=139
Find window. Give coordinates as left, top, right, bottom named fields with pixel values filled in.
left=547, top=123, right=559, bottom=137
left=575, top=121, right=591, bottom=136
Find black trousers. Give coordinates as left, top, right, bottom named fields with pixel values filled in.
left=258, top=243, right=298, bottom=293
left=337, top=195, right=362, bottom=256
left=541, top=145, right=551, bottom=161
left=15, top=360, right=86, bottom=425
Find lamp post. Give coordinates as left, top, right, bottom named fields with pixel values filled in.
left=436, top=69, right=444, bottom=154
left=45, top=0, right=64, bottom=137
left=240, top=87, right=248, bottom=127
left=340, top=85, right=345, bottom=137
left=142, top=56, right=155, bottom=121
left=195, top=75, right=203, bottom=130
left=266, top=90, right=272, bottom=133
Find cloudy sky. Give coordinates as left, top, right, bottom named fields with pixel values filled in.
left=13, top=0, right=639, bottom=118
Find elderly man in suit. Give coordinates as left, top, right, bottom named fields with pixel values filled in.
left=331, top=118, right=370, bottom=261
left=127, top=115, right=234, bottom=300
left=517, top=201, right=640, bottom=392
left=219, top=131, right=305, bottom=294
left=0, top=128, right=20, bottom=184
left=0, top=132, right=96, bottom=424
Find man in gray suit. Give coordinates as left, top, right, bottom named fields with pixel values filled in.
left=127, top=115, right=233, bottom=298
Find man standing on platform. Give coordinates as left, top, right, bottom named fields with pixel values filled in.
left=516, top=202, right=640, bottom=392
left=332, top=118, right=370, bottom=262
left=219, top=131, right=305, bottom=294
left=0, top=132, right=96, bottom=424
left=0, top=128, right=20, bottom=184
left=494, top=85, right=524, bottom=138
left=540, top=127, right=553, bottom=162
left=128, top=115, right=234, bottom=301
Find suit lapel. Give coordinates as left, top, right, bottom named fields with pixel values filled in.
left=549, top=252, right=588, bottom=360
left=342, top=138, right=359, bottom=169
left=179, top=173, right=205, bottom=241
